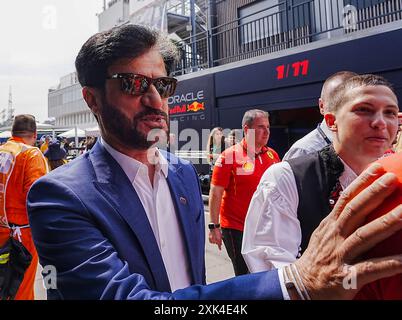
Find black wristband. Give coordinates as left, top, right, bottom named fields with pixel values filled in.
left=208, top=223, right=221, bottom=230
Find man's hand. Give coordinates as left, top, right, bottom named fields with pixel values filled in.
left=209, top=228, right=223, bottom=250
left=294, top=162, right=402, bottom=299
left=208, top=184, right=225, bottom=250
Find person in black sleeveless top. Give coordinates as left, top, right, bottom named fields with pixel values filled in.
left=242, top=74, right=400, bottom=274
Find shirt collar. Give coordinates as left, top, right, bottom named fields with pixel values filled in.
left=101, top=138, right=168, bottom=183
left=319, top=119, right=333, bottom=142
left=241, top=138, right=268, bottom=156
left=9, top=136, right=25, bottom=144
left=338, top=157, right=358, bottom=190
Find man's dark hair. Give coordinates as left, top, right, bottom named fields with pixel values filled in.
left=75, top=24, right=179, bottom=89
left=11, top=114, right=36, bottom=137
left=329, top=74, right=398, bottom=113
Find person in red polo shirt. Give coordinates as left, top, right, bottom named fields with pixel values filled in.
left=208, top=109, right=280, bottom=275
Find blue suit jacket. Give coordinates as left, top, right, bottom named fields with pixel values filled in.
left=28, top=141, right=283, bottom=300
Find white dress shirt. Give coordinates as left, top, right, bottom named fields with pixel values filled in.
left=101, top=139, right=191, bottom=291
left=283, top=120, right=333, bottom=161
left=242, top=157, right=357, bottom=273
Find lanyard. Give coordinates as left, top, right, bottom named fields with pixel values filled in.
left=317, top=123, right=331, bottom=145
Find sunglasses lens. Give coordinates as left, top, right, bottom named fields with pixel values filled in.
left=121, top=77, right=135, bottom=94
left=118, top=74, right=176, bottom=98
left=155, top=78, right=177, bottom=98
left=119, top=76, right=146, bottom=95
left=137, top=76, right=149, bottom=94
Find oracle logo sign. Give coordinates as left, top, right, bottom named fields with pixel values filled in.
left=168, top=91, right=206, bottom=118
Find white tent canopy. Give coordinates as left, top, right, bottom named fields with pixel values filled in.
left=37, top=123, right=54, bottom=130
left=84, top=126, right=100, bottom=137
left=0, top=131, right=12, bottom=138
left=58, top=128, right=86, bottom=139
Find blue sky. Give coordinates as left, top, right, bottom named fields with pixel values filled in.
left=0, top=0, right=104, bottom=122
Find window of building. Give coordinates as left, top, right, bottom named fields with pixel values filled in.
left=345, top=0, right=386, bottom=10
left=239, top=0, right=281, bottom=44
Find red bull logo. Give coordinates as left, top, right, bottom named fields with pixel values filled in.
left=169, top=101, right=206, bottom=115
left=187, top=101, right=205, bottom=112
left=169, top=105, right=187, bottom=115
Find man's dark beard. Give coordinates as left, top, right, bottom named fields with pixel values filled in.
left=99, top=99, right=169, bottom=150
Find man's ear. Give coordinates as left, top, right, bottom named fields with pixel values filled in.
left=324, top=113, right=337, bottom=132
left=318, top=98, right=325, bottom=115
left=25, top=132, right=37, bottom=147
left=243, top=125, right=249, bottom=136
left=82, top=87, right=101, bottom=115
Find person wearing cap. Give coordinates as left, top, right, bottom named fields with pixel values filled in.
left=44, top=139, right=67, bottom=171
left=0, top=114, right=48, bottom=299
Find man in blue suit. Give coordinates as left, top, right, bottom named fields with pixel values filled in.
left=27, top=25, right=402, bottom=300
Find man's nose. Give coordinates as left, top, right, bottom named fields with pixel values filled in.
left=371, top=112, right=387, bottom=129
left=140, top=84, right=164, bottom=110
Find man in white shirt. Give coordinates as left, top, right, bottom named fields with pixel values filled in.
left=283, top=71, right=357, bottom=161
left=243, top=74, right=400, bottom=273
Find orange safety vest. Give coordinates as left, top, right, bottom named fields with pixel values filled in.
left=0, top=138, right=48, bottom=299
left=1, top=140, right=29, bottom=228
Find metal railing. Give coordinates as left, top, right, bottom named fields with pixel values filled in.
left=171, top=0, right=402, bottom=76
left=167, top=0, right=207, bottom=26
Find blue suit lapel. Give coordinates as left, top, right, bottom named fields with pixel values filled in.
left=165, top=159, right=201, bottom=285
left=89, top=142, right=171, bottom=292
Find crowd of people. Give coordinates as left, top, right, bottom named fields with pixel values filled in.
left=0, top=24, right=401, bottom=300
left=35, top=135, right=98, bottom=170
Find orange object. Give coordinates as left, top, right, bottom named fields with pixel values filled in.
left=40, top=142, right=48, bottom=154
left=211, top=139, right=280, bottom=231
left=355, top=152, right=402, bottom=300
left=0, top=137, right=48, bottom=300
